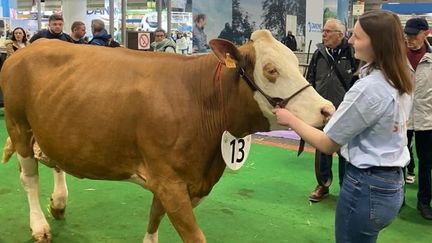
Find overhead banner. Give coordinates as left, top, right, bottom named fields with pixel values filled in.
left=305, top=0, right=324, bottom=53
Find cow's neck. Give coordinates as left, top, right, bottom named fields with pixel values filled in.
left=194, top=54, right=269, bottom=137
left=189, top=55, right=270, bottom=197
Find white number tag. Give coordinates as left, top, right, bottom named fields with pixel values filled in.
left=221, top=131, right=252, bottom=170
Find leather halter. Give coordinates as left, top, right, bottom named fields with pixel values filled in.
left=238, top=67, right=311, bottom=108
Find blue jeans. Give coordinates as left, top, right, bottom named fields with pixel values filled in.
left=335, top=163, right=404, bottom=243
left=318, top=151, right=347, bottom=187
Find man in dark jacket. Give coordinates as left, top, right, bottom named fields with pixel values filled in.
left=283, top=30, right=297, bottom=51
left=89, top=19, right=119, bottom=47
left=218, top=22, right=233, bottom=42
left=70, top=21, right=87, bottom=44
left=29, top=14, right=73, bottom=43
left=306, top=18, right=357, bottom=202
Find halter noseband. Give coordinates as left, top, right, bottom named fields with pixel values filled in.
left=238, top=67, right=311, bottom=107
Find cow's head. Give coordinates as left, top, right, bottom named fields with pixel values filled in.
left=209, top=29, right=334, bottom=129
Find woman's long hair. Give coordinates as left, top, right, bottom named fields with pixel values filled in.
left=11, top=27, right=28, bottom=44
left=359, top=10, right=413, bottom=94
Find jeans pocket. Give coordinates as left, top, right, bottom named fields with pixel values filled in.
left=370, top=184, right=403, bottom=229
left=345, top=172, right=360, bottom=186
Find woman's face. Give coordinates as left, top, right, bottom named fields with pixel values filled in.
left=349, top=22, right=374, bottom=63
left=14, top=29, right=24, bottom=41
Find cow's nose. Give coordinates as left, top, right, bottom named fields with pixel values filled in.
left=321, top=104, right=336, bottom=123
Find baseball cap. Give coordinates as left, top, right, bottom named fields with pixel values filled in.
left=404, top=18, right=429, bottom=35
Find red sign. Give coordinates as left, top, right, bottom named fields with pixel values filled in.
left=138, top=33, right=150, bottom=50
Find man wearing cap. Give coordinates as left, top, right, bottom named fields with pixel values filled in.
left=405, top=17, right=432, bottom=220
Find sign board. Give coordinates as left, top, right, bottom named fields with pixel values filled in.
left=305, top=0, right=324, bottom=53
left=353, top=3, right=365, bottom=16
left=137, top=32, right=151, bottom=50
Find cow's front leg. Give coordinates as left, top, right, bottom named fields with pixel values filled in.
left=156, top=182, right=206, bottom=243
left=17, top=154, right=51, bottom=243
left=49, top=168, right=68, bottom=219
left=143, top=196, right=166, bottom=243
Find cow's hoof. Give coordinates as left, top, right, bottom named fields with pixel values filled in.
left=32, top=231, right=52, bottom=243
left=49, top=204, right=66, bottom=220
left=49, top=197, right=66, bottom=219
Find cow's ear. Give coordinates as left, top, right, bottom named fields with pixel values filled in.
left=209, top=39, right=242, bottom=68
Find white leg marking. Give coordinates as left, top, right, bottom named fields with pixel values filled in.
left=52, top=169, right=68, bottom=208
left=143, top=231, right=158, bottom=243
left=17, top=154, right=51, bottom=240
left=50, top=169, right=68, bottom=219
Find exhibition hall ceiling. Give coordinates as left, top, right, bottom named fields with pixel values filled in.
left=16, top=0, right=151, bottom=10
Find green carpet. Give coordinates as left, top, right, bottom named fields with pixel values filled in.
left=0, top=115, right=430, bottom=243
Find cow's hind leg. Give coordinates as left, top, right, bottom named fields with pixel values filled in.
left=49, top=168, right=68, bottom=219
left=156, top=183, right=206, bottom=243
left=143, top=196, right=165, bottom=243
left=17, top=154, right=52, bottom=243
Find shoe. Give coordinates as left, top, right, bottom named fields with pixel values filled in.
left=406, top=173, right=415, bottom=184
left=309, top=185, right=329, bottom=202
left=417, top=202, right=432, bottom=220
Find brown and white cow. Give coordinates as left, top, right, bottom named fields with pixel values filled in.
left=0, top=30, right=334, bottom=243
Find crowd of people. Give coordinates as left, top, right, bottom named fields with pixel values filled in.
left=2, top=13, right=196, bottom=57
left=3, top=13, right=120, bottom=58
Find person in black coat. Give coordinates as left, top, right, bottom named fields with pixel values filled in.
left=29, top=14, right=73, bottom=43
left=218, top=22, right=233, bottom=42
left=283, top=30, right=297, bottom=51
left=306, top=19, right=358, bottom=203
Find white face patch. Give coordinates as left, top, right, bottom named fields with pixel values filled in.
left=251, top=30, right=302, bottom=105
left=221, top=131, right=252, bottom=170
left=251, top=31, right=305, bottom=129
left=248, top=30, right=332, bottom=128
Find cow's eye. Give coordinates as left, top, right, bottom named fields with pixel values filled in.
left=263, top=63, right=280, bottom=83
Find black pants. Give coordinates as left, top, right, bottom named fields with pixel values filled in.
left=415, top=130, right=432, bottom=205
left=318, top=150, right=347, bottom=187
left=406, top=130, right=415, bottom=174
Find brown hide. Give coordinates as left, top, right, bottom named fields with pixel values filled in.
left=0, top=39, right=269, bottom=198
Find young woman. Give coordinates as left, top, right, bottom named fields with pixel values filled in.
left=5, top=27, right=29, bottom=58
left=273, top=10, right=413, bottom=242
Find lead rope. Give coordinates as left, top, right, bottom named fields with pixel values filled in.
left=297, top=139, right=305, bottom=156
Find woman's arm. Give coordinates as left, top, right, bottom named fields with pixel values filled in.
left=5, top=41, right=14, bottom=58
left=273, top=108, right=341, bottom=154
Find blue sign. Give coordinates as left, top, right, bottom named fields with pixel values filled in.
left=1, top=0, right=9, bottom=17
left=382, top=3, right=432, bottom=15
left=308, top=22, right=322, bottom=33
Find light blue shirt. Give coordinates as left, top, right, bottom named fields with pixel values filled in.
left=324, top=66, right=413, bottom=168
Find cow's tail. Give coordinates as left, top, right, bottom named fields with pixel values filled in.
left=2, top=136, right=15, bottom=163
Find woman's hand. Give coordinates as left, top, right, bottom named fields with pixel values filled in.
left=272, top=108, right=296, bottom=127
left=272, top=107, right=340, bottom=154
